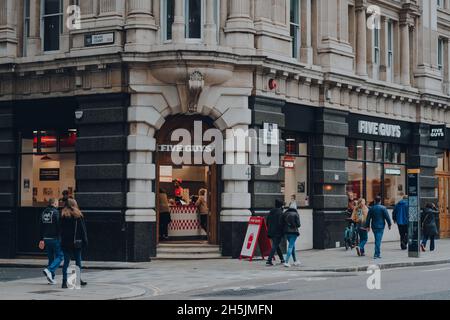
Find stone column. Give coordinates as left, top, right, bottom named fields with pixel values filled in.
left=125, top=0, right=157, bottom=51
left=224, top=0, right=255, bottom=54
left=0, top=0, right=17, bottom=57
left=0, top=101, right=16, bottom=258
left=355, top=0, right=367, bottom=77
left=408, top=124, right=438, bottom=210
left=126, top=91, right=164, bottom=260
left=400, top=20, right=411, bottom=86
left=203, top=0, right=217, bottom=45
left=300, top=0, right=313, bottom=64
left=26, top=0, right=41, bottom=56
left=172, top=0, right=184, bottom=43
left=312, top=109, right=349, bottom=249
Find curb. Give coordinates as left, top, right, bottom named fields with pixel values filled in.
left=0, top=262, right=149, bottom=271
left=297, top=259, right=450, bottom=272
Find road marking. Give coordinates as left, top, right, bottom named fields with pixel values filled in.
left=422, top=267, right=450, bottom=273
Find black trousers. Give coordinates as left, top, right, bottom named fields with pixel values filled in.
left=398, top=224, right=408, bottom=250
left=267, top=236, right=284, bottom=262
left=159, top=212, right=171, bottom=239
left=200, top=214, right=208, bottom=233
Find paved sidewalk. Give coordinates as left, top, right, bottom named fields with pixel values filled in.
left=1, top=240, right=450, bottom=300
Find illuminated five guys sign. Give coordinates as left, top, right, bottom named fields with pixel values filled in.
left=430, top=125, right=446, bottom=141
left=358, top=120, right=402, bottom=138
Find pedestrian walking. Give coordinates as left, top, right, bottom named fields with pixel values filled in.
left=393, top=195, right=409, bottom=250
left=421, top=203, right=439, bottom=252
left=60, top=198, right=88, bottom=289
left=196, top=188, right=209, bottom=233
left=288, top=195, right=298, bottom=210
left=266, top=199, right=285, bottom=266
left=351, top=198, right=369, bottom=257
left=281, top=207, right=301, bottom=267
left=366, top=196, right=392, bottom=259
left=39, top=198, right=63, bottom=285
left=159, top=188, right=171, bottom=241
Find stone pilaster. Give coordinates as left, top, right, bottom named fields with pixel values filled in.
left=0, top=101, right=16, bottom=258
left=171, top=0, right=184, bottom=43
left=125, top=0, right=157, bottom=51
left=355, top=0, right=367, bottom=77
left=224, top=0, right=255, bottom=55
left=0, top=0, right=17, bottom=58
left=408, top=123, right=439, bottom=210
left=312, top=108, right=349, bottom=249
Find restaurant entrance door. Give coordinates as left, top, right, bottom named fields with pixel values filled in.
left=155, top=115, right=219, bottom=245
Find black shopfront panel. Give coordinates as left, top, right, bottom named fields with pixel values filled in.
left=347, top=113, right=413, bottom=144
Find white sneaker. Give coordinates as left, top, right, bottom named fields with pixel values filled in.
left=284, top=263, right=291, bottom=268
left=293, top=261, right=302, bottom=266
left=43, top=269, right=56, bottom=285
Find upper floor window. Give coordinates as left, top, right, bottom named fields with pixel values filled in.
left=42, top=0, right=64, bottom=52
left=23, top=0, right=31, bottom=56
left=162, top=0, right=219, bottom=43
left=387, top=20, right=394, bottom=69
left=163, top=0, right=175, bottom=41
left=185, top=0, right=202, bottom=39
left=290, top=0, right=300, bottom=59
left=373, top=28, right=380, bottom=65
left=438, top=38, right=444, bottom=71
left=438, top=0, right=444, bottom=9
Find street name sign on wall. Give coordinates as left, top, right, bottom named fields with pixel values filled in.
left=408, top=169, right=421, bottom=258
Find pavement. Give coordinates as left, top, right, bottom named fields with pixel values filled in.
left=1, top=240, right=450, bottom=300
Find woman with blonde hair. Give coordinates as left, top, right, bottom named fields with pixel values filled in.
left=196, top=188, right=209, bottom=233
left=60, top=198, right=88, bottom=288
left=352, top=198, right=369, bottom=257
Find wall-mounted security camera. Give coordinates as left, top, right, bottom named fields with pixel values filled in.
left=75, top=110, right=84, bottom=120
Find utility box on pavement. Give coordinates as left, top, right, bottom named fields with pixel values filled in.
left=408, top=169, right=421, bottom=258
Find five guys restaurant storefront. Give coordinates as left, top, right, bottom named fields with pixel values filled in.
left=0, top=94, right=446, bottom=262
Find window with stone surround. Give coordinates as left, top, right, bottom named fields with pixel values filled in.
left=41, top=0, right=64, bottom=52
left=290, top=0, right=300, bottom=59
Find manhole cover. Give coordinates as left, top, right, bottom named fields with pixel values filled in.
left=195, top=288, right=289, bottom=297
left=29, top=290, right=62, bottom=294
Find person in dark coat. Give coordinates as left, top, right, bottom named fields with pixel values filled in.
left=421, top=203, right=439, bottom=252
left=393, top=195, right=409, bottom=250
left=60, top=198, right=88, bottom=289
left=281, top=207, right=301, bottom=267
left=39, top=198, right=63, bottom=285
left=266, top=199, right=285, bottom=266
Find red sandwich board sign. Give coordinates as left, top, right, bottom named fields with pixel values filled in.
left=240, top=216, right=272, bottom=261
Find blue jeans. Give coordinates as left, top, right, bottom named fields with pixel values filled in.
left=285, top=234, right=299, bottom=263
left=422, top=235, right=436, bottom=251
left=44, top=239, right=64, bottom=277
left=62, top=249, right=82, bottom=282
left=358, top=229, right=368, bottom=254
left=373, top=229, right=384, bottom=258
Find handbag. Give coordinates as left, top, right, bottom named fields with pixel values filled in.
left=74, top=220, right=83, bottom=249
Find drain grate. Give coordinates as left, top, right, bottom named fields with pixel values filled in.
left=29, top=290, right=62, bottom=294
left=195, top=288, right=289, bottom=297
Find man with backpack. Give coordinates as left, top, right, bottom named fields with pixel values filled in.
left=38, top=198, right=63, bottom=285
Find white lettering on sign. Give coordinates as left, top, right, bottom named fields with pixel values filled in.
left=158, top=145, right=214, bottom=153
left=431, top=128, right=445, bottom=138
left=358, top=121, right=401, bottom=138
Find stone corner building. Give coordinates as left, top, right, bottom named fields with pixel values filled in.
left=0, top=0, right=450, bottom=262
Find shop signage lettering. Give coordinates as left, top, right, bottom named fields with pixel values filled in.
left=430, top=125, right=446, bottom=141
left=40, top=168, right=60, bottom=181
left=385, top=168, right=402, bottom=176
left=158, top=145, right=214, bottom=153
left=358, top=121, right=401, bottom=138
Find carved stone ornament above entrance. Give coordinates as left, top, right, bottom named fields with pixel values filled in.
left=188, top=71, right=204, bottom=113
